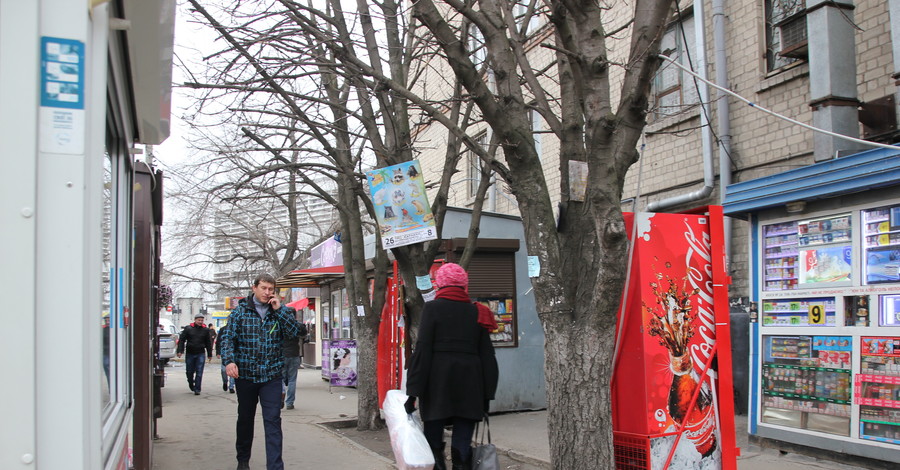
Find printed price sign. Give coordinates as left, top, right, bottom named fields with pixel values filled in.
left=808, top=303, right=826, bottom=325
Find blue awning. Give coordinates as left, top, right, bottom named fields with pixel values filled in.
left=723, top=147, right=900, bottom=218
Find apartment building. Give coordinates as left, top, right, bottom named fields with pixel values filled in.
left=211, top=176, right=340, bottom=300
left=410, top=0, right=900, bottom=464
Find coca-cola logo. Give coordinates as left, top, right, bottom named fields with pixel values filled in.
left=684, top=220, right=717, bottom=376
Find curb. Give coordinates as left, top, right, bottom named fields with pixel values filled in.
left=315, top=421, right=396, bottom=467
left=502, top=448, right=551, bottom=469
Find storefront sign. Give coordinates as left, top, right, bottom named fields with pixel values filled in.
left=39, top=37, right=85, bottom=155
left=366, top=161, right=437, bottom=249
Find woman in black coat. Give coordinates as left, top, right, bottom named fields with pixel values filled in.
left=405, top=263, right=499, bottom=470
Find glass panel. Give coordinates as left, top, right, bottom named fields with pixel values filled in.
left=763, top=221, right=799, bottom=291
left=858, top=336, right=900, bottom=444
left=473, top=297, right=517, bottom=347
left=330, top=290, right=341, bottom=339
left=765, top=0, right=804, bottom=71
left=101, top=151, right=113, bottom=408
left=760, top=335, right=851, bottom=436
left=341, top=287, right=352, bottom=338
left=797, top=214, right=852, bottom=286
left=862, top=205, right=900, bottom=284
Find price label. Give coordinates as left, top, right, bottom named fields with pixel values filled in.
left=809, top=303, right=826, bottom=325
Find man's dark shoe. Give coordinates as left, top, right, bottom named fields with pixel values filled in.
left=223, top=382, right=228, bottom=391
left=194, top=390, right=200, bottom=395
left=236, top=461, right=250, bottom=470
left=229, top=388, right=235, bottom=394
left=286, top=404, right=294, bottom=410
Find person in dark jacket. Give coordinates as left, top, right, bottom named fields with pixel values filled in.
left=177, top=313, right=212, bottom=395
left=221, top=274, right=305, bottom=470
left=405, top=263, right=499, bottom=470
left=216, top=323, right=235, bottom=393
left=281, top=307, right=307, bottom=410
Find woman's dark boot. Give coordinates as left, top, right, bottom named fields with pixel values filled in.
left=450, top=447, right=472, bottom=470
left=431, top=442, right=447, bottom=470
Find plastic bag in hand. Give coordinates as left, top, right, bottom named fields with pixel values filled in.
left=383, top=389, right=435, bottom=470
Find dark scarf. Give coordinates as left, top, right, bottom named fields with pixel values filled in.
left=435, top=286, right=498, bottom=332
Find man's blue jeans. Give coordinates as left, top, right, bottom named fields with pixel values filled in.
left=282, top=356, right=301, bottom=407
left=235, top=377, right=283, bottom=469
left=184, top=353, right=206, bottom=391
left=221, top=363, right=235, bottom=391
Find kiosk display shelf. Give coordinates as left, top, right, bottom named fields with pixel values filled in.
left=474, top=297, right=517, bottom=347
left=856, top=336, right=900, bottom=444
left=763, top=214, right=853, bottom=291
left=761, top=335, right=852, bottom=435
left=863, top=206, right=900, bottom=284
left=764, top=222, right=799, bottom=291
left=761, top=297, right=836, bottom=326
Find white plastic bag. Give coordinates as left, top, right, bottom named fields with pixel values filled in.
left=383, top=389, right=434, bottom=470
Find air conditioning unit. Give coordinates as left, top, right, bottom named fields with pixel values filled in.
left=777, top=14, right=808, bottom=59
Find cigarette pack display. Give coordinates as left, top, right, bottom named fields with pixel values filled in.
left=857, top=337, right=900, bottom=445
left=761, top=335, right=852, bottom=435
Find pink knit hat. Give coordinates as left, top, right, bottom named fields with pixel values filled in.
left=434, top=263, right=468, bottom=289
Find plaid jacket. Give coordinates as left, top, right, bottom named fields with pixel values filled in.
left=221, top=294, right=305, bottom=383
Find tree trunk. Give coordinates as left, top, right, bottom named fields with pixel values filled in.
left=543, top=313, right=616, bottom=468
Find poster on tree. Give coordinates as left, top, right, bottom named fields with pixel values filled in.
left=366, top=160, right=437, bottom=249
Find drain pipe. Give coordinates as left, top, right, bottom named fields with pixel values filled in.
left=713, top=0, right=732, bottom=265
left=648, top=0, right=714, bottom=212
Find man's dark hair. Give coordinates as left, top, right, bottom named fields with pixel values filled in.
left=253, top=273, right=276, bottom=287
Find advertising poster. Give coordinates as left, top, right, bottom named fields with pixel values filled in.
left=799, top=245, right=851, bottom=285
left=865, top=246, right=900, bottom=284
left=366, top=160, right=437, bottom=249
left=329, top=339, right=358, bottom=387
left=620, top=213, right=723, bottom=469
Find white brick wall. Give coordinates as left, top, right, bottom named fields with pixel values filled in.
left=410, top=0, right=896, bottom=297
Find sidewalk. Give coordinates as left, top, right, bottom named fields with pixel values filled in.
left=152, top=362, right=395, bottom=469
left=153, top=363, right=872, bottom=469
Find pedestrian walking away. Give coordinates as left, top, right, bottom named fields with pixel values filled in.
left=405, top=263, right=500, bottom=470
left=177, top=313, right=212, bottom=395
left=216, top=322, right=235, bottom=393
left=221, top=273, right=306, bottom=470
left=208, top=323, right=218, bottom=346
left=281, top=306, right=308, bottom=410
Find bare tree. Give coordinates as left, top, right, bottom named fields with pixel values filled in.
left=409, top=0, right=677, bottom=467
left=176, top=0, right=495, bottom=430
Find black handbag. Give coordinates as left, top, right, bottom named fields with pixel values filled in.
left=471, top=414, right=499, bottom=470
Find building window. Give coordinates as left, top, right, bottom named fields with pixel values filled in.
left=466, top=133, right=488, bottom=198
left=468, top=24, right=486, bottom=69
left=651, top=14, right=699, bottom=120
left=766, top=0, right=807, bottom=71
left=512, top=1, right=542, bottom=37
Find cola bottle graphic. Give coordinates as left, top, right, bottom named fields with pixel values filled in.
left=668, top=352, right=718, bottom=457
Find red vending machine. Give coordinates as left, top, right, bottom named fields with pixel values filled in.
left=612, top=206, right=738, bottom=469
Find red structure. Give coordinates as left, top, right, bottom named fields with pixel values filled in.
left=612, top=206, right=738, bottom=469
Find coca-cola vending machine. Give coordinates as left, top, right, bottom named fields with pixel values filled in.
left=612, top=206, right=738, bottom=470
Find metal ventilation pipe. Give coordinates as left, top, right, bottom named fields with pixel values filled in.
left=806, top=0, right=860, bottom=161
left=713, top=0, right=733, bottom=264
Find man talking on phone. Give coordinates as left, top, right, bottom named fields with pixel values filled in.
left=221, top=274, right=305, bottom=470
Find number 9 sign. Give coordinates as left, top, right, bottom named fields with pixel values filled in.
left=808, top=304, right=825, bottom=325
